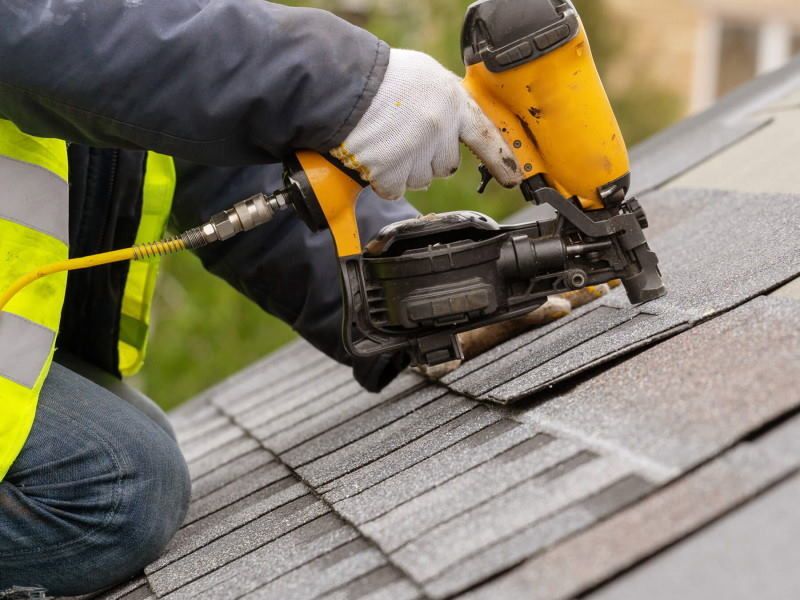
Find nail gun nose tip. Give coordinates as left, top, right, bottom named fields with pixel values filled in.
left=630, top=285, right=667, bottom=305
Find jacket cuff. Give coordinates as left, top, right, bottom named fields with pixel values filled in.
left=352, top=350, right=411, bottom=394
left=321, top=39, right=391, bottom=150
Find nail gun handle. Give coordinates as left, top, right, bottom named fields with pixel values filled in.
left=287, top=151, right=366, bottom=258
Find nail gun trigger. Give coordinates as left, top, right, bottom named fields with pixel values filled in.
left=477, top=164, right=493, bottom=194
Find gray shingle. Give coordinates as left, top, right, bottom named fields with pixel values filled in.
left=176, top=414, right=232, bottom=446
left=361, top=436, right=588, bottom=552
left=207, top=341, right=332, bottom=413
left=669, top=105, right=800, bottom=196
left=295, top=394, right=476, bottom=487
left=447, top=188, right=800, bottom=404
left=162, top=514, right=358, bottom=600
left=186, top=435, right=261, bottom=480
left=446, top=305, right=637, bottom=397
left=334, top=421, right=544, bottom=525
left=147, top=496, right=329, bottom=596
left=629, top=120, right=768, bottom=195
left=628, top=59, right=800, bottom=195
left=148, top=479, right=310, bottom=572
left=320, top=406, right=504, bottom=504
left=190, top=449, right=275, bottom=501
left=511, top=296, right=800, bottom=473
left=462, top=412, right=800, bottom=600
left=170, top=403, right=218, bottom=435
left=251, top=371, right=425, bottom=454
left=316, top=566, right=420, bottom=600
left=180, top=424, right=246, bottom=463
left=245, top=377, right=365, bottom=440
left=590, top=474, right=800, bottom=600
left=774, top=276, right=800, bottom=300
left=424, top=475, right=654, bottom=598
left=241, top=539, right=387, bottom=600
left=83, top=577, right=149, bottom=600
left=226, top=360, right=353, bottom=421
left=391, top=455, right=636, bottom=583
left=184, top=461, right=291, bottom=525
left=116, top=586, right=154, bottom=600
left=354, top=581, right=420, bottom=600
left=429, top=508, right=594, bottom=598
left=281, top=384, right=446, bottom=467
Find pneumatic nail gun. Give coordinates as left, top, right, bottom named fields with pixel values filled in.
left=269, top=0, right=667, bottom=366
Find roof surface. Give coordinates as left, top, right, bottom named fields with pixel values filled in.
left=88, top=57, right=800, bottom=600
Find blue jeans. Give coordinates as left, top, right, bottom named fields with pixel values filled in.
left=0, top=357, right=191, bottom=595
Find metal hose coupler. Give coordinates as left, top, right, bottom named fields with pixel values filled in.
left=181, top=190, right=293, bottom=250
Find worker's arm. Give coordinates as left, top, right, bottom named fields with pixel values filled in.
left=0, top=1, right=520, bottom=199
left=170, top=160, right=419, bottom=392
left=0, top=0, right=388, bottom=165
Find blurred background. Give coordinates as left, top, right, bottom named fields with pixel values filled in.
left=137, top=0, right=800, bottom=409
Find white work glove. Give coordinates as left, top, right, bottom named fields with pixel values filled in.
left=331, top=49, right=523, bottom=200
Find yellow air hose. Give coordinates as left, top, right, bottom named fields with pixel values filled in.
left=0, top=238, right=186, bottom=313
left=0, top=190, right=292, bottom=313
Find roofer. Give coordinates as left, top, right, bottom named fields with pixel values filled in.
left=0, top=0, right=524, bottom=594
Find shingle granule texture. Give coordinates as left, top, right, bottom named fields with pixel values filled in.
left=443, top=188, right=800, bottom=404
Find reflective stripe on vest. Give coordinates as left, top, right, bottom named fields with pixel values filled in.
left=118, top=152, right=176, bottom=377
left=0, top=119, right=69, bottom=480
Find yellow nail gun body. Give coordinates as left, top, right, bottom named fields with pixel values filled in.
left=462, top=1, right=629, bottom=211
left=282, top=0, right=665, bottom=365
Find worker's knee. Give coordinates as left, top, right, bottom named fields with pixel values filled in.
left=0, top=365, right=191, bottom=595
left=111, top=418, right=192, bottom=568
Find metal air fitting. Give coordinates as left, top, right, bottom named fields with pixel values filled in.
left=181, top=191, right=292, bottom=250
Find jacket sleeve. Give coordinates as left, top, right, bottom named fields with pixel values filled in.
left=171, top=160, right=420, bottom=392
left=0, top=0, right=389, bottom=163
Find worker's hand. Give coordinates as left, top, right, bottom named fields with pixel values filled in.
left=331, top=49, right=523, bottom=200
left=416, top=283, right=618, bottom=380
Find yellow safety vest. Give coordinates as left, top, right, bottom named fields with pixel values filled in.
left=0, top=119, right=175, bottom=479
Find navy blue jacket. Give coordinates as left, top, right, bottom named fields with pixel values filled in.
left=0, top=0, right=419, bottom=391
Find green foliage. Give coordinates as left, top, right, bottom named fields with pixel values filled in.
left=611, top=84, right=684, bottom=146
left=139, top=0, right=681, bottom=408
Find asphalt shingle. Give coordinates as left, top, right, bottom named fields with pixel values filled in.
left=464, top=412, right=800, bottom=600
left=184, top=460, right=291, bottom=526
left=446, top=188, right=800, bottom=404
left=239, top=539, right=387, bottom=600
left=189, top=449, right=275, bottom=501
left=590, top=473, right=800, bottom=600
left=426, top=475, right=654, bottom=598
left=358, top=433, right=581, bottom=548
left=148, top=479, right=310, bottom=573
left=391, top=455, right=637, bottom=585
left=161, top=513, right=359, bottom=600
left=208, top=341, right=334, bottom=414
left=294, top=394, right=476, bottom=487
left=180, top=424, right=246, bottom=463
left=630, top=58, right=800, bottom=195
left=227, top=360, right=354, bottom=422
left=280, top=383, right=444, bottom=467
left=511, top=296, right=800, bottom=473
left=250, top=372, right=425, bottom=454
left=320, top=407, right=507, bottom=505
left=316, top=566, right=420, bottom=600
left=147, top=495, right=329, bottom=596
left=186, top=435, right=261, bottom=481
